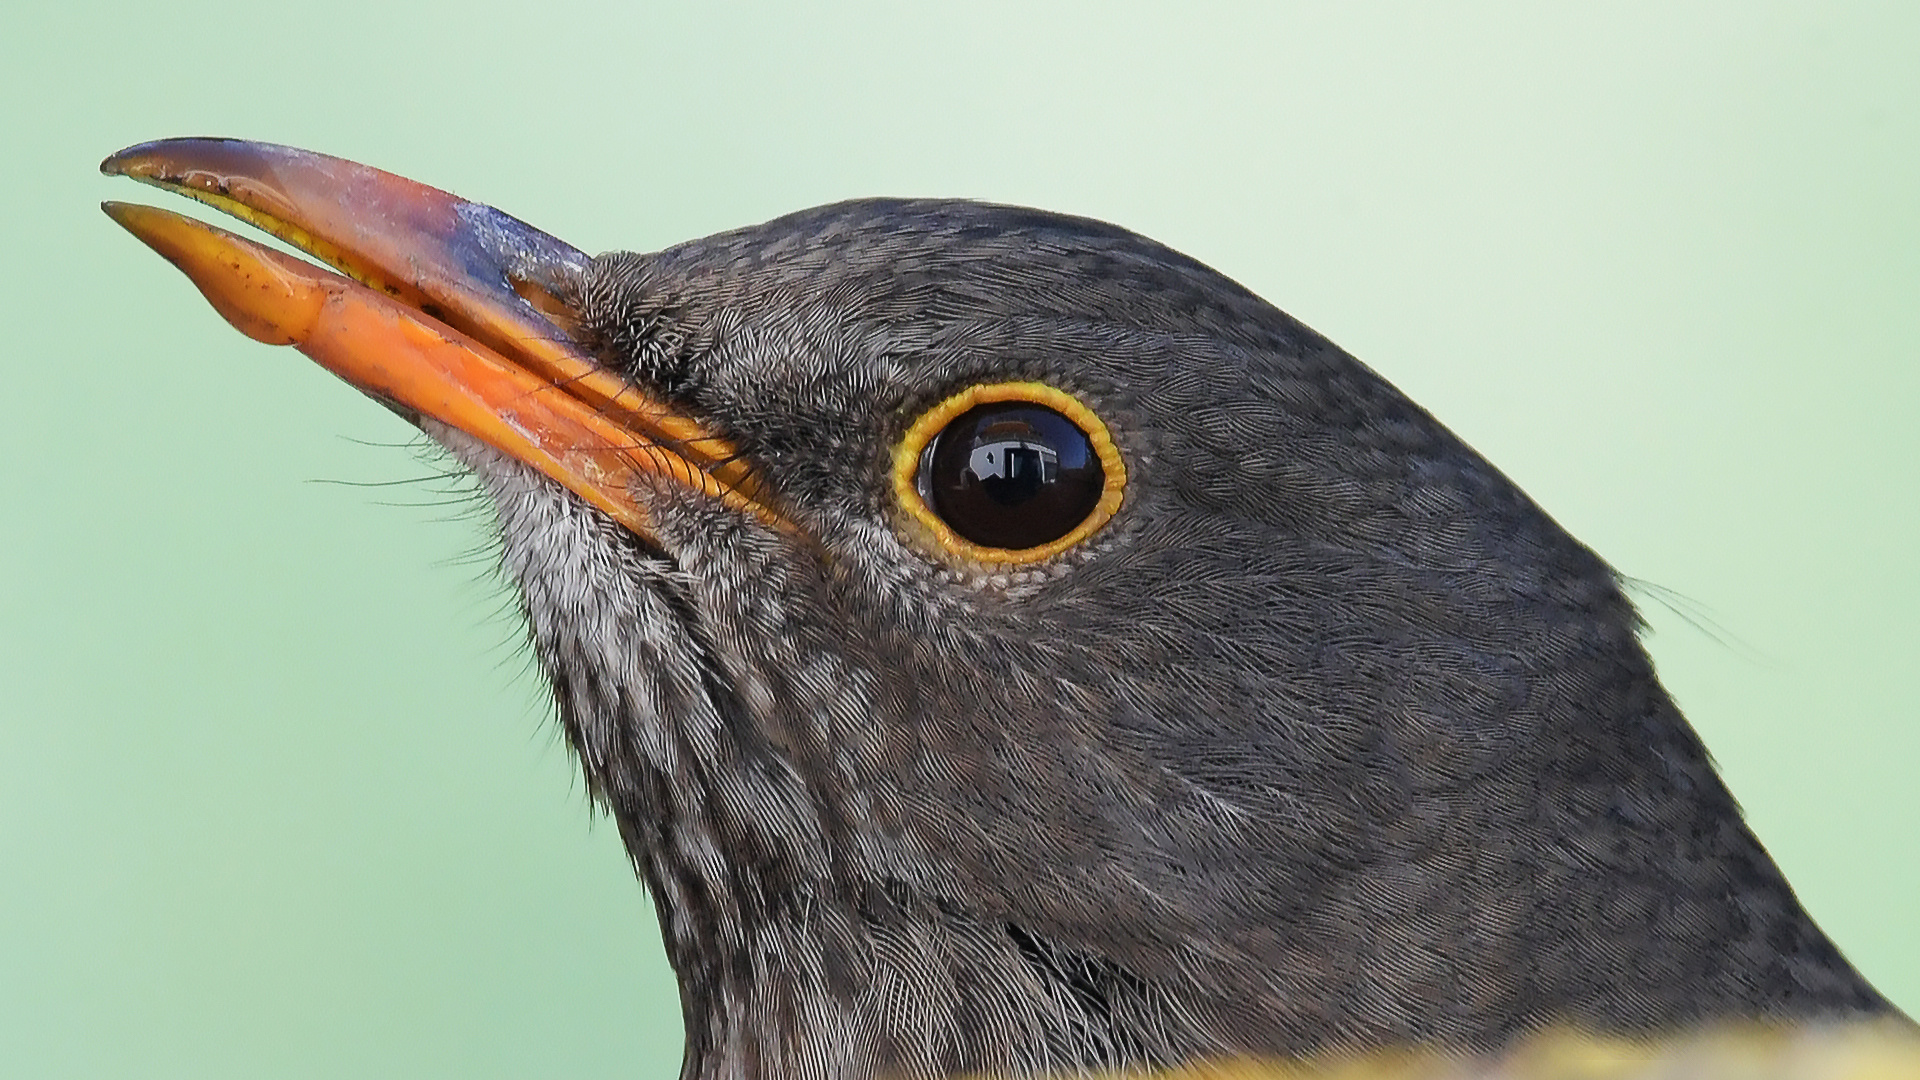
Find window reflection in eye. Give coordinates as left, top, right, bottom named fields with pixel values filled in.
left=970, top=432, right=1059, bottom=504
left=922, top=403, right=1103, bottom=550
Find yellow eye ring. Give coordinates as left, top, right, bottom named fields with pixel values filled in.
left=891, top=381, right=1127, bottom=565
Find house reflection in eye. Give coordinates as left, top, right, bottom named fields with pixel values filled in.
left=912, top=397, right=1110, bottom=551
left=968, top=420, right=1061, bottom=506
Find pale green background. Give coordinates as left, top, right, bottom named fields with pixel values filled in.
left=2, top=3, right=1914, bottom=1077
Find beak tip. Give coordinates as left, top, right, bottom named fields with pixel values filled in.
left=100, top=199, right=151, bottom=240
left=98, top=201, right=196, bottom=276
left=103, top=136, right=265, bottom=183
left=100, top=141, right=160, bottom=178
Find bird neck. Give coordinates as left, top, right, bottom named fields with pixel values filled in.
left=601, top=685, right=1893, bottom=1080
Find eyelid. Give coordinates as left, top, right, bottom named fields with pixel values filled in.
left=891, top=381, right=1127, bottom=565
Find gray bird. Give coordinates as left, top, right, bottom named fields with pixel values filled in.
left=102, top=138, right=1904, bottom=1080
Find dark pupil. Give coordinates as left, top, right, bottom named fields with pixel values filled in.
left=924, top=402, right=1104, bottom=550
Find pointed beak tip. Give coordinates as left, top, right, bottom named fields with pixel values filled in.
left=99, top=142, right=138, bottom=175
left=99, top=200, right=206, bottom=267
left=100, top=140, right=169, bottom=179
left=100, top=199, right=165, bottom=248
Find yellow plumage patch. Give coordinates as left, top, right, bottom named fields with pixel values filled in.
left=1075, top=1023, right=1920, bottom=1080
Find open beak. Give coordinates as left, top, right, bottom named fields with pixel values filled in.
left=101, top=137, right=774, bottom=539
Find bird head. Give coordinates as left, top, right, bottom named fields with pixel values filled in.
left=102, top=139, right=1890, bottom=1079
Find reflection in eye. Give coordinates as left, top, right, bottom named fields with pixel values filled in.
left=919, top=403, right=1104, bottom=550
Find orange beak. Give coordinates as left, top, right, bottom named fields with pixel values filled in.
left=101, top=138, right=775, bottom=539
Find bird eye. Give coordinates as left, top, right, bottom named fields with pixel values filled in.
left=922, top=404, right=1102, bottom=548
left=893, top=382, right=1125, bottom=564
